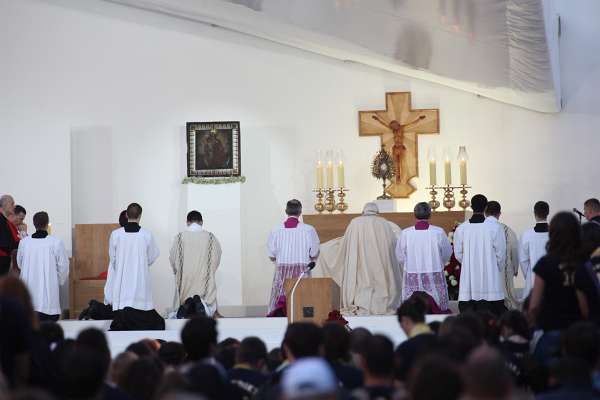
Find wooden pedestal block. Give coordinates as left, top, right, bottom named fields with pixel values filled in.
left=284, top=277, right=340, bottom=325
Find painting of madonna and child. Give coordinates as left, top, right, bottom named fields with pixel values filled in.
left=186, top=121, right=241, bottom=177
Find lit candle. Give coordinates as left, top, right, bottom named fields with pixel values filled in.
left=458, top=146, right=468, bottom=185
left=444, top=157, right=452, bottom=186
left=316, top=160, right=324, bottom=189
left=47, top=223, right=52, bottom=235
left=337, top=160, right=345, bottom=188
left=326, top=159, right=334, bottom=188
left=429, top=159, right=437, bottom=186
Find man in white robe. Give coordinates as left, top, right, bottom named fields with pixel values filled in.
left=485, top=201, right=520, bottom=310
left=454, top=194, right=507, bottom=316
left=519, top=201, right=549, bottom=301
left=267, top=199, right=320, bottom=315
left=104, top=209, right=127, bottom=307
left=105, top=203, right=161, bottom=329
left=315, top=202, right=402, bottom=315
left=169, top=210, right=221, bottom=317
left=17, top=211, right=68, bottom=321
left=396, top=202, right=452, bottom=312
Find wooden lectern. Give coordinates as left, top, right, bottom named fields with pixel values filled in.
left=284, top=277, right=340, bottom=325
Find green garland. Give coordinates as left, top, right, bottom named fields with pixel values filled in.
left=182, top=176, right=246, bottom=185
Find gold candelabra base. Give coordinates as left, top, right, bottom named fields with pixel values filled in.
left=336, top=188, right=349, bottom=213
left=427, top=184, right=472, bottom=211
left=314, top=187, right=349, bottom=214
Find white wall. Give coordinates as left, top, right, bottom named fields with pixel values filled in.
left=1, top=0, right=600, bottom=312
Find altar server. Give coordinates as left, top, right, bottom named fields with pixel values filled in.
left=396, top=202, right=452, bottom=312
left=17, top=211, right=69, bottom=321
left=267, top=199, right=320, bottom=314
left=454, top=194, right=507, bottom=316
left=519, top=201, right=549, bottom=300
left=106, top=203, right=162, bottom=330
left=485, top=201, right=520, bottom=310
left=169, top=210, right=221, bottom=317
left=584, top=198, right=600, bottom=224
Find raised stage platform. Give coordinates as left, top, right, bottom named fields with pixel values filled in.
left=59, top=315, right=450, bottom=356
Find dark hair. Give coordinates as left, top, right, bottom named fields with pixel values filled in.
left=185, top=363, right=226, bottom=399
left=534, top=201, right=550, bottom=219
left=118, top=358, right=164, bottom=400
left=562, top=321, right=600, bottom=370
left=283, top=322, right=323, bottom=359
left=215, top=338, right=240, bottom=370
left=360, top=335, right=394, bottom=377
left=126, top=203, right=143, bottom=220
left=584, top=198, right=600, bottom=213
left=187, top=210, right=203, bottom=224
left=56, top=348, right=106, bottom=399
left=14, top=205, right=26, bottom=215
left=498, top=310, right=531, bottom=340
left=463, top=349, right=513, bottom=399
left=33, top=212, right=49, bottom=230
left=547, top=211, right=583, bottom=268
left=322, top=322, right=351, bottom=363
left=485, top=201, right=501, bottom=217
left=285, top=199, right=302, bottom=217
left=414, top=202, right=432, bottom=220
left=181, top=317, right=218, bottom=361
left=397, top=296, right=427, bottom=324
left=39, top=321, right=64, bottom=346
left=471, top=194, right=488, bottom=213
left=158, top=341, right=186, bottom=367
left=582, top=222, right=600, bottom=258
left=76, top=328, right=111, bottom=376
left=266, top=348, right=283, bottom=373
left=409, top=356, right=462, bottom=400
left=125, top=341, right=155, bottom=358
left=118, top=210, right=128, bottom=227
left=237, top=336, right=267, bottom=366
left=350, top=327, right=372, bottom=355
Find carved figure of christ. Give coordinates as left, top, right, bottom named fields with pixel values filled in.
left=359, top=92, right=440, bottom=198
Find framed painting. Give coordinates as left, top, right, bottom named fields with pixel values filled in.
left=186, top=121, right=241, bottom=177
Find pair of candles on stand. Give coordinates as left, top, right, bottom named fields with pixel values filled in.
left=427, top=146, right=470, bottom=211
left=314, top=150, right=348, bottom=213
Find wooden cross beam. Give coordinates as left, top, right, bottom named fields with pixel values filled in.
left=359, top=92, right=439, bottom=198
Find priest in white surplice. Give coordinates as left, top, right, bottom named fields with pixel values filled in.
left=17, top=211, right=68, bottom=322
left=169, top=210, right=221, bottom=317
left=485, top=201, right=520, bottom=310
left=267, top=199, right=320, bottom=314
left=105, top=203, right=160, bottom=313
left=454, top=194, right=507, bottom=316
left=519, top=201, right=549, bottom=301
left=315, top=202, right=402, bottom=315
left=396, top=202, right=452, bottom=312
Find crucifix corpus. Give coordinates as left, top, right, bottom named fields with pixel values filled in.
left=359, top=92, right=440, bottom=198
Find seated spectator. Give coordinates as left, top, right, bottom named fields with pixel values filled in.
left=498, top=310, right=533, bottom=387
left=118, top=358, right=164, bottom=400
left=228, top=337, right=268, bottom=399
left=462, top=347, right=514, bottom=400
left=109, top=352, right=138, bottom=387
left=322, top=322, right=363, bottom=390
left=215, top=338, right=240, bottom=370
left=158, top=342, right=186, bottom=368
left=409, top=355, right=462, bottom=400
left=354, top=335, right=397, bottom=400
left=395, top=296, right=438, bottom=381
left=281, top=358, right=337, bottom=400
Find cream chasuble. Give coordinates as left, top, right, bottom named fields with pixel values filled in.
left=500, top=222, right=520, bottom=309
left=106, top=225, right=160, bottom=311
left=315, top=204, right=402, bottom=316
left=454, top=216, right=506, bottom=302
left=396, top=224, right=452, bottom=311
left=17, top=234, right=69, bottom=315
left=169, top=223, right=221, bottom=316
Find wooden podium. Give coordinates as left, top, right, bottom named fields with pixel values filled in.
left=284, top=277, right=340, bottom=324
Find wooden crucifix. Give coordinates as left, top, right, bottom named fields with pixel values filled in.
left=359, top=92, right=439, bottom=198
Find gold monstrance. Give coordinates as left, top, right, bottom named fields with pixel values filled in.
left=372, top=145, right=396, bottom=200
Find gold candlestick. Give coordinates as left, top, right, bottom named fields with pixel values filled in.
left=427, top=187, right=441, bottom=212
left=443, top=186, right=456, bottom=211
left=324, top=188, right=336, bottom=213
left=336, top=188, right=348, bottom=213
left=313, top=189, right=325, bottom=213
left=458, top=185, right=471, bottom=211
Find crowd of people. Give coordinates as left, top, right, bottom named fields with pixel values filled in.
left=1, top=193, right=600, bottom=399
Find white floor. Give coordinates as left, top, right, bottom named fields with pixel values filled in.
left=58, top=315, right=449, bottom=357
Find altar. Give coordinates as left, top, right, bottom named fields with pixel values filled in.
left=304, top=210, right=465, bottom=243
